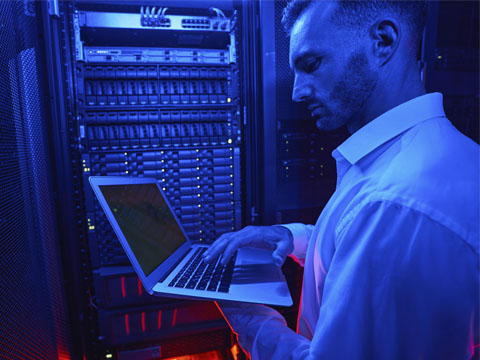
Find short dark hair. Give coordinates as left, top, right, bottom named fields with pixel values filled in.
left=282, top=0, right=427, bottom=48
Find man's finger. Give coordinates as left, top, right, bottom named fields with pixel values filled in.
left=203, top=233, right=232, bottom=261
left=271, top=239, right=292, bottom=266
left=203, top=242, right=227, bottom=261
left=220, top=237, right=242, bottom=265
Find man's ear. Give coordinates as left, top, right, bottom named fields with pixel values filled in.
left=369, top=19, right=400, bottom=66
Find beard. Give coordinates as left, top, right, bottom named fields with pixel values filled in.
left=315, top=51, right=378, bottom=132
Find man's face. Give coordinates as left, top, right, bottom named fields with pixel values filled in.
left=289, top=2, right=378, bottom=132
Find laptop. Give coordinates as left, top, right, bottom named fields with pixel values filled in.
left=89, top=176, right=293, bottom=306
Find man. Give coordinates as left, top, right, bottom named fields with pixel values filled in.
left=203, top=1, right=479, bottom=358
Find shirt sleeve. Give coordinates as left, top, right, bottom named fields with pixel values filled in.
left=278, top=223, right=314, bottom=266
left=221, top=200, right=478, bottom=360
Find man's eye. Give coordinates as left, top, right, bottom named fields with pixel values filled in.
left=304, top=58, right=322, bottom=73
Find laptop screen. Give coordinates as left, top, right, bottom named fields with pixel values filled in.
left=99, top=183, right=186, bottom=276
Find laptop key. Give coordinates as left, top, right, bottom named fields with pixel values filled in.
left=185, top=282, right=197, bottom=289
left=207, top=282, right=218, bottom=291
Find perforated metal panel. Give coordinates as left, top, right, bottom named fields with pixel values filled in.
left=273, top=1, right=295, bottom=119
left=0, top=1, right=71, bottom=359
left=260, top=0, right=340, bottom=225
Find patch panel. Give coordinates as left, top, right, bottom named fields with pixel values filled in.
left=78, top=10, right=233, bottom=32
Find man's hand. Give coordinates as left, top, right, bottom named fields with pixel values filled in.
left=202, top=225, right=294, bottom=266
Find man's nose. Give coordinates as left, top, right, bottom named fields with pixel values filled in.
left=292, top=74, right=312, bottom=103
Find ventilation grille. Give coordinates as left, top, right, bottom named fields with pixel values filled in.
left=0, top=1, right=71, bottom=359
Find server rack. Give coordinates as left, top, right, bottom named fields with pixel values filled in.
left=259, top=0, right=344, bottom=227
left=423, top=1, right=479, bottom=144
left=43, top=1, right=248, bottom=358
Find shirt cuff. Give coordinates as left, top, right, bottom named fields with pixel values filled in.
left=276, top=223, right=311, bottom=266
left=216, top=302, right=286, bottom=353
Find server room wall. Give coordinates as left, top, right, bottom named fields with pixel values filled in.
left=0, top=1, right=477, bottom=360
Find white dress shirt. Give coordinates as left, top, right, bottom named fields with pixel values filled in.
left=219, top=93, right=479, bottom=359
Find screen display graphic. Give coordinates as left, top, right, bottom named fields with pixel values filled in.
left=99, top=183, right=186, bottom=276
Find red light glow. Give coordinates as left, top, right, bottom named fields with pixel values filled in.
left=231, top=344, right=241, bottom=360
left=172, top=309, right=178, bottom=327
left=121, top=277, right=126, bottom=298
left=141, top=312, right=146, bottom=332
left=162, top=350, right=223, bottom=360
left=157, top=310, right=162, bottom=329
left=56, top=340, right=71, bottom=360
left=57, top=349, right=71, bottom=360
left=138, top=278, right=142, bottom=295
left=124, top=314, right=130, bottom=335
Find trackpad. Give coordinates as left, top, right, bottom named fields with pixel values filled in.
left=232, top=259, right=284, bottom=284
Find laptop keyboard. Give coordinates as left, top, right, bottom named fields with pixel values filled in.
left=167, top=247, right=237, bottom=293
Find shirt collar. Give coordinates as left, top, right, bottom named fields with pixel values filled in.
left=335, top=92, right=446, bottom=165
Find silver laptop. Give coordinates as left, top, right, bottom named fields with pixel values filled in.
left=89, top=176, right=292, bottom=306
